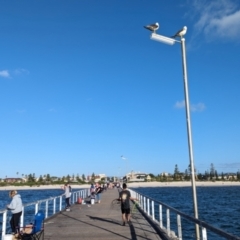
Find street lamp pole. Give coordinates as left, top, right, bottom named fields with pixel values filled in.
left=180, top=36, right=199, bottom=231
left=145, top=24, right=200, bottom=240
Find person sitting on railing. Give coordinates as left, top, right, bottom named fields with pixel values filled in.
left=6, top=190, right=23, bottom=235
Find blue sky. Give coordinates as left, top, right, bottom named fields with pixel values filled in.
left=1, top=0, right=240, bottom=179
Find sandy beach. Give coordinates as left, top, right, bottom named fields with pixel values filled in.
left=1, top=181, right=240, bottom=191
left=127, top=181, right=240, bottom=188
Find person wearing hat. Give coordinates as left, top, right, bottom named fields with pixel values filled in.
left=7, top=190, right=23, bottom=234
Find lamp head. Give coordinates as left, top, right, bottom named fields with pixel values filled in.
left=150, top=33, right=176, bottom=45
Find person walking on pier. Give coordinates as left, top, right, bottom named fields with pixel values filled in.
left=7, top=190, right=23, bottom=234
left=119, top=183, right=135, bottom=226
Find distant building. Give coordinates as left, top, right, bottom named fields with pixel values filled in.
left=94, top=174, right=107, bottom=182
left=160, top=172, right=169, bottom=177
left=224, top=173, right=237, bottom=180
left=4, top=178, right=24, bottom=183
left=123, top=172, right=150, bottom=182
left=87, top=174, right=107, bottom=183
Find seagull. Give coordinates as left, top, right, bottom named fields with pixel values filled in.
left=171, top=26, right=187, bottom=38
left=144, top=22, right=159, bottom=33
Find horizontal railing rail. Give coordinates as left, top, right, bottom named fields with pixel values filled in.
left=129, top=189, right=240, bottom=240
left=0, top=188, right=89, bottom=239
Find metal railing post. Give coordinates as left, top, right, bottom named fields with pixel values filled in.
left=167, top=209, right=170, bottom=236
left=45, top=200, right=49, bottom=219
left=202, top=227, right=207, bottom=240
left=152, top=200, right=155, bottom=221
left=59, top=196, right=62, bottom=211
left=147, top=198, right=150, bottom=215
left=177, top=214, right=182, bottom=240
left=20, top=206, right=24, bottom=227
left=53, top=198, right=56, bottom=214
left=2, top=211, right=7, bottom=237
left=159, top=204, right=163, bottom=228
left=35, top=203, right=39, bottom=214
left=144, top=197, right=146, bottom=212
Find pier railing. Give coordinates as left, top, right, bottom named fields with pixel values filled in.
left=130, top=189, right=240, bottom=240
left=0, top=188, right=89, bottom=239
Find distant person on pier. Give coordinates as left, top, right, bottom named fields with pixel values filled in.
left=95, top=182, right=102, bottom=203
left=62, top=183, right=71, bottom=211
left=7, top=190, right=23, bottom=234
left=119, top=183, right=136, bottom=226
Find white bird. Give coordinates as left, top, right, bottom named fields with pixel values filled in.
left=144, top=22, right=159, bottom=33
left=171, top=26, right=187, bottom=38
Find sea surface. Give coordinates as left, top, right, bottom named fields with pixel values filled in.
left=132, top=186, right=240, bottom=239
left=0, top=186, right=240, bottom=239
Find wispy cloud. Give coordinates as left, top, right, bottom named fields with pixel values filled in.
left=0, top=70, right=10, bottom=78
left=197, top=162, right=240, bottom=171
left=217, top=162, right=240, bottom=170
left=191, top=103, right=206, bottom=112
left=190, top=0, right=240, bottom=42
left=0, top=68, right=30, bottom=79
left=14, top=68, right=30, bottom=76
left=49, top=108, right=57, bottom=112
left=175, top=101, right=185, bottom=109
left=174, top=100, right=206, bottom=112
left=16, top=109, right=26, bottom=114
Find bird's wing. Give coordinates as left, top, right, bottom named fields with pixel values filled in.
left=144, top=23, right=159, bottom=32
left=171, top=29, right=182, bottom=38
left=171, top=27, right=187, bottom=38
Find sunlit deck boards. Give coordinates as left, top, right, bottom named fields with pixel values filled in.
left=44, top=188, right=164, bottom=240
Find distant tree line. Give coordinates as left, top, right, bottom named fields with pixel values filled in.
left=1, top=163, right=240, bottom=186
left=0, top=172, right=115, bottom=187
left=148, top=163, right=240, bottom=182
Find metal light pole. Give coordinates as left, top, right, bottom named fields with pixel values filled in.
left=145, top=24, right=200, bottom=240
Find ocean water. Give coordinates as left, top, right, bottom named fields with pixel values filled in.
left=132, top=186, right=240, bottom=239
left=0, top=189, right=64, bottom=210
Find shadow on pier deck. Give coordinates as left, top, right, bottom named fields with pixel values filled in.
left=44, top=188, right=172, bottom=240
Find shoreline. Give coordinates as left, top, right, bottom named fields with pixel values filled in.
left=127, top=181, right=240, bottom=188
left=0, top=181, right=240, bottom=191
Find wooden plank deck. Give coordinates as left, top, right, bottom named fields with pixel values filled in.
left=44, top=188, right=165, bottom=240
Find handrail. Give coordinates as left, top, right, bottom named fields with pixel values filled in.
left=130, top=189, right=240, bottom=240
left=0, top=188, right=89, bottom=239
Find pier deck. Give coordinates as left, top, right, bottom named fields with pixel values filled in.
left=44, top=188, right=165, bottom=240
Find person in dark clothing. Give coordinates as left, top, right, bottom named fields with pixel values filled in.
left=119, top=183, right=136, bottom=226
